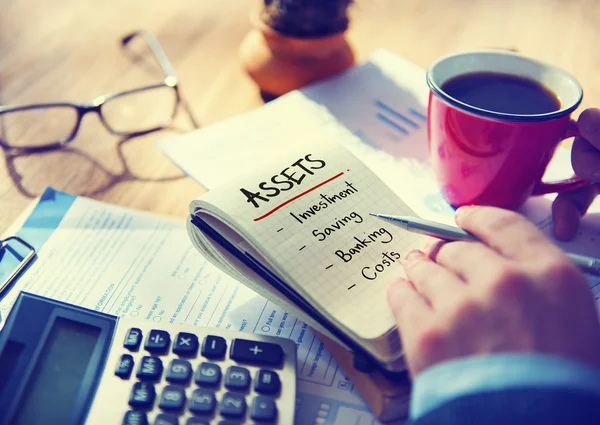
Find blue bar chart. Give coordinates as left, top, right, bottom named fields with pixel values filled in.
left=374, top=100, right=426, bottom=137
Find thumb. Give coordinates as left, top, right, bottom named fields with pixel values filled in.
left=552, top=183, right=600, bottom=241
left=572, top=137, right=600, bottom=182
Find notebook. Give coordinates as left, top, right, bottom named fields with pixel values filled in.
left=186, top=125, right=428, bottom=371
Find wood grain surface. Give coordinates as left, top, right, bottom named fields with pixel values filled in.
left=1, top=0, right=599, bottom=232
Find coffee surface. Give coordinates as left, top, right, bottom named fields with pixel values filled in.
left=441, top=72, right=561, bottom=115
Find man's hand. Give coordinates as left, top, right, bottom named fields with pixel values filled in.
left=553, top=108, right=600, bottom=241
left=388, top=206, right=600, bottom=378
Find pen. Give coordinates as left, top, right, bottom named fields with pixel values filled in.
left=370, top=213, right=600, bottom=277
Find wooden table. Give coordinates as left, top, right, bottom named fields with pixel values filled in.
left=1, top=0, right=599, bottom=232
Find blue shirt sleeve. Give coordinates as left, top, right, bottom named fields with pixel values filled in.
left=410, top=353, right=600, bottom=420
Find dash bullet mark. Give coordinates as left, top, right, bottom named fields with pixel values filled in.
left=325, top=264, right=333, bottom=270
left=347, top=284, right=356, bottom=290
left=299, top=245, right=306, bottom=251
left=277, top=228, right=283, bottom=232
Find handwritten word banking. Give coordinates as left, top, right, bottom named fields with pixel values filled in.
left=240, top=154, right=326, bottom=208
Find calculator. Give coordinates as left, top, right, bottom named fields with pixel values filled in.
left=0, top=292, right=297, bottom=425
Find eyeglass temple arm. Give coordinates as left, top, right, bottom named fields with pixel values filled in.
left=122, top=30, right=179, bottom=81
left=122, top=30, right=200, bottom=130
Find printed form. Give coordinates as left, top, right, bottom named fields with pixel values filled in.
left=0, top=188, right=385, bottom=425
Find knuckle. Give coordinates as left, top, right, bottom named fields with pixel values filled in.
left=537, top=256, right=585, bottom=291
left=487, top=266, right=529, bottom=300
left=486, top=210, right=526, bottom=233
left=437, top=241, right=476, bottom=264
left=449, top=298, right=481, bottom=324
left=415, top=326, right=446, bottom=356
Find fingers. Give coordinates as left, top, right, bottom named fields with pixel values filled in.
left=402, top=250, right=466, bottom=306
left=434, top=241, right=508, bottom=283
left=572, top=136, right=600, bottom=182
left=455, top=206, right=563, bottom=262
left=577, top=108, right=600, bottom=151
left=552, top=183, right=600, bottom=241
left=387, top=279, right=437, bottom=378
left=387, top=278, right=432, bottom=330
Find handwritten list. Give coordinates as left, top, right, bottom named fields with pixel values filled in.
left=200, top=131, right=426, bottom=341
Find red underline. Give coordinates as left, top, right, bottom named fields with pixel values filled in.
left=253, top=171, right=345, bottom=222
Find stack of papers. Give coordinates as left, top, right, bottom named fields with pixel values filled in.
left=159, top=48, right=599, bottom=299
left=0, top=187, right=384, bottom=425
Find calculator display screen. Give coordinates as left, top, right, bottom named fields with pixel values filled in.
left=11, top=317, right=101, bottom=425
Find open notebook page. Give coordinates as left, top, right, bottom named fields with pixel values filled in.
left=190, top=130, right=427, bottom=341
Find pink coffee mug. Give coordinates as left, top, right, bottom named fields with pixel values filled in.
left=426, top=50, right=589, bottom=210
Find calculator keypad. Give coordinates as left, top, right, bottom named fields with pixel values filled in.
left=155, top=413, right=179, bottom=425
left=195, top=362, right=221, bottom=387
left=137, top=356, right=163, bottom=381
left=251, top=396, right=278, bottom=422
left=166, top=359, right=193, bottom=384
left=189, top=389, right=216, bottom=414
left=99, top=325, right=295, bottom=425
left=224, top=366, right=250, bottom=391
left=230, top=338, right=284, bottom=366
left=123, top=410, right=148, bottom=425
left=124, top=328, right=143, bottom=351
left=129, top=382, right=156, bottom=408
left=255, top=369, right=281, bottom=395
left=173, top=332, right=199, bottom=357
left=201, top=335, right=226, bottom=359
left=116, top=354, right=135, bottom=379
left=159, top=385, right=187, bottom=411
left=219, top=392, right=246, bottom=418
left=145, top=330, right=171, bottom=353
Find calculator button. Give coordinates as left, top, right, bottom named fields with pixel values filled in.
left=137, top=356, right=163, bottom=381
left=123, top=410, right=148, bottom=425
left=225, top=366, right=250, bottom=391
left=230, top=339, right=283, bottom=366
left=251, top=396, right=277, bottom=422
left=128, top=382, right=156, bottom=408
left=158, top=385, right=186, bottom=411
left=189, top=389, right=217, bottom=414
left=195, top=362, right=221, bottom=386
left=219, top=392, right=246, bottom=418
left=115, top=354, right=135, bottom=379
left=154, top=413, right=179, bottom=425
left=173, top=332, right=199, bottom=356
left=254, top=370, right=280, bottom=395
left=166, top=359, right=192, bottom=383
left=124, top=328, right=143, bottom=351
left=185, top=418, right=209, bottom=425
left=145, top=330, right=171, bottom=353
left=201, top=335, right=227, bottom=359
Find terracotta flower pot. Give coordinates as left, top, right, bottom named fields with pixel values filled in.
left=239, top=12, right=356, bottom=98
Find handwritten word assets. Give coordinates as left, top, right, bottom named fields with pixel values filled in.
left=240, top=154, right=326, bottom=208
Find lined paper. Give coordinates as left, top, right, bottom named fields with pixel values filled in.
left=197, top=129, right=426, bottom=340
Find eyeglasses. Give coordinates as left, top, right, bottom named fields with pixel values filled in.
left=0, top=30, right=199, bottom=153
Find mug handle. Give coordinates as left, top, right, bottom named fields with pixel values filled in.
left=532, top=119, right=591, bottom=195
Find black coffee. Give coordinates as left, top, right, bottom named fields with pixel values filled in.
left=441, top=72, right=561, bottom=114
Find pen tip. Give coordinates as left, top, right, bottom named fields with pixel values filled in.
left=369, top=213, right=378, bottom=217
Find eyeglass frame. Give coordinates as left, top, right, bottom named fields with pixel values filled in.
left=0, top=30, right=199, bottom=153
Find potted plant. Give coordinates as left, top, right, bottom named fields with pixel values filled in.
left=239, top=0, right=356, bottom=98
